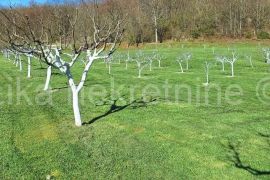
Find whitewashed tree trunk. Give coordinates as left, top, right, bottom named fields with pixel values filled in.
left=205, top=62, right=211, bottom=85
left=72, top=89, right=81, bottom=127
left=15, top=54, right=19, bottom=66
left=231, top=63, right=234, bottom=77
left=27, top=56, right=31, bottom=78
left=125, top=61, right=128, bottom=70
left=19, top=55, right=22, bottom=71
left=137, top=62, right=142, bottom=78
left=247, top=56, right=253, bottom=68
left=206, top=68, right=209, bottom=85
left=266, top=52, right=270, bottom=63
left=138, top=68, right=142, bottom=78
left=179, top=62, right=184, bottom=73
left=44, top=66, right=52, bottom=91
left=186, top=61, right=189, bottom=70
left=126, top=52, right=129, bottom=70
left=108, top=63, right=111, bottom=74
left=72, top=91, right=81, bottom=126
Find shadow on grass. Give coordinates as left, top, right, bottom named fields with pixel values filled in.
left=51, top=84, right=88, bottom=91
left=226, top=133, right=270, bottom=176
left=83, top=97, right=157, bottom=125
left=34, top=67, right=47, bottom=70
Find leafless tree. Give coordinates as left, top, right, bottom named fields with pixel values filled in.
left=135, top=50, right=149, bottom=78
left=0, top=2, right=124, bottom=127
left=215, top=55, right=226, bottom=72
left=226, top=52, right=238, bottom=77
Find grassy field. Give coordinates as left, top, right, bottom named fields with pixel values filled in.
left=0, top=42, right=270, bottom=179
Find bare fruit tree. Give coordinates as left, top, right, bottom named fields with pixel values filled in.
left=153, top=49, right=162, bottom=68
left=176, top=52, right=192, bottom=73
left=183, top=52, right=192, bottom=70
left=176, top=55, right=185, bottom=73
left=0, top=3, right=124, bottom=127
left=135, top=51, right=149, bottom=78
left=245, top=55, right=254, bottom=68
left=215, top=55, right=226, bottom=72
left=226, top=52, right=238, bottom=77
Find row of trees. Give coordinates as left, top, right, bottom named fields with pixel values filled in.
left=119, top=0, right=270, bottom=44
left=1, top=0, right=270, bottom=47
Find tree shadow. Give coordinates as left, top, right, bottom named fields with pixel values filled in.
left=51, top=72, right=62, bottom=76
left=83, top=97, right=157, bottom=125
left=51, top=86, right=69, bottom=91
left=34, top=67, right=47, bottom=70
left=51, top=84, right=88, bottom=91
left=226, top=134, right=270, bottom=176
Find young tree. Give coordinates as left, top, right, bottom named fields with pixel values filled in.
left=176, top=52, right=192, bottom=73
left=183, top=52, right=192, bottom=70
left=147, top=55, right=154, bottom=71
left=135, top=51, right=149, bottom=78
left=176, top=56, right=185, bottom=73
left=245, top=55, right=254, bottom=68
left=153, top=49, right=162, bottom=68
left=226, top=52, right=238, bottom=77
left=215, top=55, right=226, bottom=72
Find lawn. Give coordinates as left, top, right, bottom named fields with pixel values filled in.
left=0, top=42, right=270, bottom=179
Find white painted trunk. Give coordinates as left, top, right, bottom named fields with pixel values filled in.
left=149, top=63, right=152, bottom=71
left=179, top=63, right=184, bottom=73
left=231, top=63, right=234, bottom=77
left=44, top=66, right=52, bottom=91
left=108, top=64, right=111, bottom=74
left=27, top=56, right=31, bottom=78
left=15, top=58, right=18, bottom=67
left=249, top=57, right=254, bottom=68
left=19, top=58, right=22, bottom=71
left=186, top=61, right=189, bottom=70
left=158, top=60, right=161, bottom=68
left=72, top=89, right=82, bottom=127
left=206, top=71, right=209, bottom=84
left=125, top=61, right=128, bottom=70
left=222, top=63, right=225, bottom=71
left=138, top=69, right=142, bottom=78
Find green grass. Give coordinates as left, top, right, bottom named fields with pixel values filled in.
left=0, top=42, right=270, bottom=179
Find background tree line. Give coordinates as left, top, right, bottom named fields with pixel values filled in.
left=120, top=0, right=270, bottom=45
left=1, top=0, right=270, bottom=48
